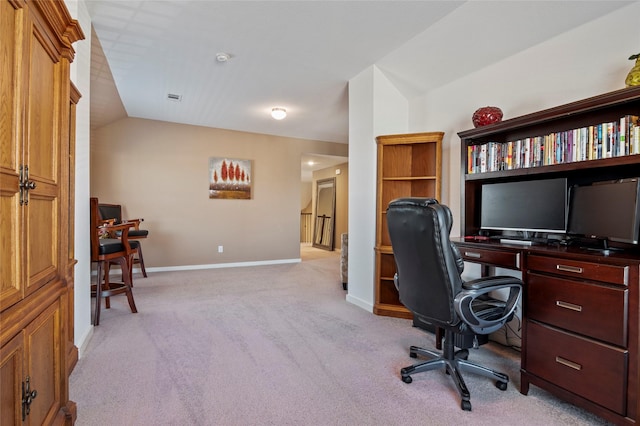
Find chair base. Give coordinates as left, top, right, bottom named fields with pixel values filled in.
left=92, top=257, right=138, bottom=326
left=400, top=336, right=509, bottom=411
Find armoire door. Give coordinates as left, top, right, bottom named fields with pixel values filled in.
left=0, top=0, right=26, bottom=311
left=1, top=0, right=84, bottom=424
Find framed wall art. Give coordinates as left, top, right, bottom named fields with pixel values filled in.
left=208, top=157, right=252, bottom=199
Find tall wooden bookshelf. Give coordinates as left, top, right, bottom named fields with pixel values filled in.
left=374, top=132, right=443, bottom=318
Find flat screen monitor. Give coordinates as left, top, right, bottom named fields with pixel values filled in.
left=480, top=178, right=568, bottom=233
left=567, top=179, right=640, bottom=245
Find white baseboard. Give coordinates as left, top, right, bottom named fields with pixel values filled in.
left=146, top=258, right=301, bottom=273
left=77, top=324, right=94, bottom=359
left=346, top=293, right=373, bottom=313
left=92, top=258, right=302, bottom=276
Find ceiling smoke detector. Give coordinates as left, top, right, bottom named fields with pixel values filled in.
left=216, top=52, right=230, bottom=62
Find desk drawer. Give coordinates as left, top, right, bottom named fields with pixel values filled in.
left=459, top=247, right=520, bottom=269
left=527, top=255, right=629, bottom=286
left=525, top=321, right=627, bottom=415
left=527, top=272, right=627, bottom=346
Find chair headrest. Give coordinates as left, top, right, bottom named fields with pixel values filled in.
left=387, top=197, right=453, bottom=232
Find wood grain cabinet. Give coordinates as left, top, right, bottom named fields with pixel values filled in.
left=523, top=253, right=636, bottom=422
left=457, top=87, right=640, bottom=424
left=0, top=1, right=83, bottom=424
left=373, top=132, right=443, bottom=318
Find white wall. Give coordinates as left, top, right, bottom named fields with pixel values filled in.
left=347, top=66, right=409, bottom=311
left=64, top=0, right=93, bottom=355
left=347, top=2, right=640, bottom=313
left=414, top=2, right=640, bottom=238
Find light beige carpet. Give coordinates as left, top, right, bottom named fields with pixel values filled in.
left=70, top=251, right=611, bottom=425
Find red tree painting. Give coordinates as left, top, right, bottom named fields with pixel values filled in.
left=208, top=157, right=252, bottom=199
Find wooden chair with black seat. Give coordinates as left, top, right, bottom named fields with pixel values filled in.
left=97, top=201, right=149, bottom=278
left=90, top=197, right=139, bottom=326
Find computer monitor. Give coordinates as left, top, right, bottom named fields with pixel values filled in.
left=567, top=178, right=640, bottom=245
left=480, top=178, right=568, bottom=235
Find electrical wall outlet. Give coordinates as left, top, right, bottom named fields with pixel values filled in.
left=218, top=245, right=224, bottom=253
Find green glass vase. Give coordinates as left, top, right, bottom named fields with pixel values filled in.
left=626, top=57, right=640, bottom=87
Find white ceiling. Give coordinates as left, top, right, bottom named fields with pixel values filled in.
left=87, top=0, right=632, bottom=146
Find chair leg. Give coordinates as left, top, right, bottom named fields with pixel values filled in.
left=104, top=262, right=111, bottom=309
left=127, top=254, right=134, bottom=287
left=114, top=256, right=138, bottom=314
left=401, top=357, right=446, bottom=378
left=111, top=255, right=135, bottom=287
left=458, top=359, right=509, bottom=384
left=94, top=262, right=103, bottom=326
left=136, top=243, right=147, bottom=278
left=409, top=345, right=440, bottom=360
left=446, top=360, right=472, bottom=409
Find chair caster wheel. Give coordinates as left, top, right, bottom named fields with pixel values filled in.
left=402, top=375, right=412, bottom=384
left=461, top=400, right=472, bottom=411
left=496, top=381, right=508, bottom=391
left=409, top=352, right=417, bottom=358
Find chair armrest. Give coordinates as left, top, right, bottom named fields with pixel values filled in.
left=98, top=222, right=135, bottom=254
left=454, top=276, right=522, bottom=334
left=463, top=276, right=521, bottom=291
left=122, top=218, right=144, bottom=230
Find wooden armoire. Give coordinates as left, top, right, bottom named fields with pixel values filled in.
left=1, top=0, right=84, bottom=424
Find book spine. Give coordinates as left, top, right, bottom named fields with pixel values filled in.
left=587, top=126, right=595, bottom=160
left=469, top=115, right=640, bottom=174
left=614, top=121, right=620, bottom=157
left=597, top=124, right=603, bottom=159
left=605, top=122, right=612, bottom=158
left=632, top=116, right=640, bottom=154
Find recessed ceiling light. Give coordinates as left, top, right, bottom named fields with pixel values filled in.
left=216, top=52, right=230, bottom=62
left=271, top=107, right=287, bottom=120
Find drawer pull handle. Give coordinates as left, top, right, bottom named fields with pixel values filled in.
left=556, top=300, right=583, bottom=312
left=464, top=251, right=481, bottom=259
left=556, top=264, right=583, bottom=274
left=556, top=356, right=582, bottom=371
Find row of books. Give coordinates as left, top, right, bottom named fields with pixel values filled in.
left=467, top=115, right=640, bottom=174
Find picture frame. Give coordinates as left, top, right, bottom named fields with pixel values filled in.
left=208, top=157, right=252, bottom=199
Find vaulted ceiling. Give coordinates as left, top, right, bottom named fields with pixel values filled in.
left=87, top=1, right=632, bottom=144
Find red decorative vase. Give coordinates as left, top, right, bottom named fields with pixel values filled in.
left=472, top=106, right=503, bottom=128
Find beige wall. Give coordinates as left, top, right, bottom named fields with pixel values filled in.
left=91, top=117, right=348, bottom=268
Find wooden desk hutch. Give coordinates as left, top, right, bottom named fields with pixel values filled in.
left=457, top=86, right=640, bottom=425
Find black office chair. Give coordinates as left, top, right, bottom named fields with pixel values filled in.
left=386, top=197, right=522, bottom=411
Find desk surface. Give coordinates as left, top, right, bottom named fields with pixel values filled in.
left=453, top=237, right=640, bottom=267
